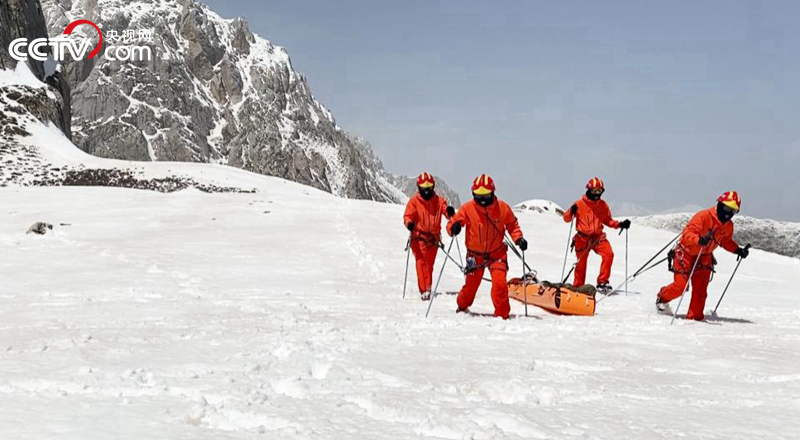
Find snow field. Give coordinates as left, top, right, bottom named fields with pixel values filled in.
left=0, top=184, right=799, bottom=439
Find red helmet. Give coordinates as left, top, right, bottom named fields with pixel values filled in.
left=586, top=177, right=605, bottom=191
left=472, top=174, right=496, bottom=195
left=416, top=172, right=435, bottom=188
left=718, top=190, right=741, bottom=212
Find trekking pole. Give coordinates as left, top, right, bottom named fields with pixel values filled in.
left=426, top=236, right=454, bottom=318
left=671, top=243, right=709, bottom=325
left=455, top=238, right=464, bottom=267
left=597, top=255, right=669, bottom=304
left=712, top=244, right=751, bottom=315
left=522, top=249, right=529, bottom=317
left=402, top=235, right=411, bottom=299
left=503, top=234, right=534, bottom=273
left=610, top=232, right=680, bottom=290
left=625, top=229, right=629, bottom=296
left=438, top=241, right=492, bottom=282
left=561, top=218, right=574, bottom=282
left=635, top=233, right=680, bottom=278
left=562, top=244, right=594, bottom=285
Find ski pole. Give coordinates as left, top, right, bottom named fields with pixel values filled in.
left=438, top=242, right=492, bottom=282
left=712, top=244, right=751, bottom=315
left=426, top=236, right=454, bottom=318
left=596, top=256, right=669, bottom=304
left=633, top=233, right=680, bottom=279
left=522, top=249, right=528, bottom=317
left=455, top=238, right=464, bottom=267
left=671, top=244, right=709, bottom=325
left=562, top=242, right=595, bottom=285
left=402, top=235, right=411, bottom=299
left=602, top=233, right=681, bottom=294
left=561, top=218, right=574, bottom=282
left=503, top=234, right=534, bottom=273
left=617, top=226, right=628, bottom=296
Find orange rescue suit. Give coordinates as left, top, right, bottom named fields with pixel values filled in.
left=403, top=193, right=450, bottom=293
left=446, top=199, right=523, bottom=318
left=658, top=207, right=739, bottom=321
left=562, top=195, right=621, bottom=286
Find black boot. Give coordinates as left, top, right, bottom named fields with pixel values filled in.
left=656, top=296, right=668, bottom=312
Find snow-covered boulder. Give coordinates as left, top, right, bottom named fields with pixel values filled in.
left=514, top=199, right=565, bottom=216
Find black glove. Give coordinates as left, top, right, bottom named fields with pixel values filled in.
left=406, top=222, right=415, bottom=232
left=446, top=206, right=456, bottom=217
left=450, top=222, right=462, bottom=236
left=698, top=234, right=713, bottom=246
left=570, top=204, right=578, bottom=215
left=618, top=219, right=631, bottom=230
left=516, top=237, right=528, bottom=251
left=735, top=246, right=749, bottom=259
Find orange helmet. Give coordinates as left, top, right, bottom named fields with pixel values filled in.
left=472, top=174, right=496, bottom=195
left=718, top=191, right=741, bottom=212
left=416, top=172, right=435, bottom=188
left=586, top=177, right=605, bottom=191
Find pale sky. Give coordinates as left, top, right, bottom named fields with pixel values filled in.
left=206, top=0, right=800, bottom=221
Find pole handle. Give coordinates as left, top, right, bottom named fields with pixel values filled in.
left=737, top=244, right=752, bottom=261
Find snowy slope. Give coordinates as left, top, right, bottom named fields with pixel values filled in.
left=1, top=177, right=799, bottom=439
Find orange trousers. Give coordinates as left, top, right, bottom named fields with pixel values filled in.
left=411, top=239, right=439, bottom=293
left=658, top=250, right=714, bottom=321
left=573, top=235, right=614, bottom=286
left=456, top=250, right=510, bottom=319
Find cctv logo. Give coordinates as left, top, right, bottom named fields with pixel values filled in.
left=9, top=19, right=151, bottom=62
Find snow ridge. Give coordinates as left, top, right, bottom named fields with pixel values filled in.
left=636, top=212, right=800, bottom=259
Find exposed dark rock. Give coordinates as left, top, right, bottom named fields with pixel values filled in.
left=26, top=221, right=54, bottom=235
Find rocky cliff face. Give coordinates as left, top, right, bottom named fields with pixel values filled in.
left=0, top=0, right=71, bottom=135
left=40, top=0, right=408, bottom=203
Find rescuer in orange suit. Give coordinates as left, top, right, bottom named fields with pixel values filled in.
left=446, top=174, right=526, bottom=319
left=403, top=172, right=455, bottom=301
left=656, top=191, right=749, bottom=321
left=562, top=177, right=631, bottom=292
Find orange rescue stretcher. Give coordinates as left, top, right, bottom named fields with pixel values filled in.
left=508, top=277, right=596, bottom=316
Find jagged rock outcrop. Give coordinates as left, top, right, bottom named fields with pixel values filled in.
left=0, top=0, right=48, bottom=76
left=41, top=0, right=411, bottom=203
left=0, top=0, right=71, bottom=135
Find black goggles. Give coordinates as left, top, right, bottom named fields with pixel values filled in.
left=588, top=187, right=605, bottom=195
left=473, top=193, right=493, bottom=202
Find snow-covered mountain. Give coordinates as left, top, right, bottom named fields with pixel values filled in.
left=388, top=174, right=462, bottom=206
left=0, top=59, right=275, bottom=193
left=514, top=199, right=565, bottom=216
left=636, top=212, right=800, bottom=259
left=38, top=0, right=410, bottom=203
